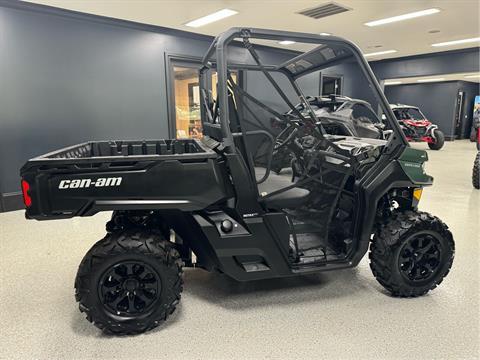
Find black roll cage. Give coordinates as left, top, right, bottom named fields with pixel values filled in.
left=199, top=27, right=408, bottom=154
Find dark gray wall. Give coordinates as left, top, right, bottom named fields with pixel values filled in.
left=384, top=81, right=480, bottom=138
left=371, top=47, right=480, bottom=80
left=0, top=5, right=206, bottom=198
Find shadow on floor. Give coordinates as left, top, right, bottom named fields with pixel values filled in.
left=183, top=266, right=375, bottom=310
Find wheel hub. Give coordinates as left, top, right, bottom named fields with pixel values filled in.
left=399, top=233, right=442, bottom=282
left=99, top=261, right=161, bottom=316
left=123, top=278, right=139, bottom=292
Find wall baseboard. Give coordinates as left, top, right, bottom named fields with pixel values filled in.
left=1, top=192, right=24, bottom=212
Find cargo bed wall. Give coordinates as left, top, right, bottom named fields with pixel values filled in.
left=40, top=139, right=207, bottom=160
left=22, top=157, right=230, bottom=219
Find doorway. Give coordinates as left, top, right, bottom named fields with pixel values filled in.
left=167, top=56, right=239, bottom=139
left=454, top=91, right=465, bottom=138
left=172, top=66, right=203, bottom=139
left=320, top=75, right=343, bottom=96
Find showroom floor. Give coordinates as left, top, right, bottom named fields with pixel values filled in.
left=0, top=140, right=478, bottom=360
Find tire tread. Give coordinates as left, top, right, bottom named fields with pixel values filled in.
left=369, top=210, right=454, bottom=297
left=74, top=229, right=183, bottom=335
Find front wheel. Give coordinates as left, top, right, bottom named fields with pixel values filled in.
left=428, top=129, right=445, bottom=150
left=369, top=211, right=454, bottom=297
left=75, top=230, right=183, bottom=335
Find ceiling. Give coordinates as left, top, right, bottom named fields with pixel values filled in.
left=384, top=72, right=480, bottom=85
left=26, top=0, right=480, bottom=60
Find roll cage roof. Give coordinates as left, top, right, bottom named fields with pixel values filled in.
left=200, top=27, right=408, bottom=153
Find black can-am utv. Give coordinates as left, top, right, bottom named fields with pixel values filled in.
left=20, top=28, right=455, bottom=335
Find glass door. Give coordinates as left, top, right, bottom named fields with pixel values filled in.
left=169, top=58, right=240, bottom=139
left=172, top=66, right=203, bottom=139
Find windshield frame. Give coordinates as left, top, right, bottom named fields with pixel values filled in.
left=201, top=27, right=408, bottom=153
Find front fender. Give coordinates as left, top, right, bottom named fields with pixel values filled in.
left=398, top=147, right=433, bottom=185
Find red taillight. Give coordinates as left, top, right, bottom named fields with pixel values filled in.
left=21, top=180, right=32, bottom=207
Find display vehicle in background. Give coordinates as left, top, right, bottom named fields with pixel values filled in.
left=390, top=104, right=445, bottom=150
left=472, top=114, right=480, bottom=189
left=267, top=95, right=389, bottom=173
left=20, top=28, right=455, bottom=335
left=284, top=95, right=386, bottom=139
left=469, top=95, right=480, bottom=142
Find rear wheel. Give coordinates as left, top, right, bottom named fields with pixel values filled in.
left=428, top=129, right=445, bottom=150
left=369, top=211, right=454, bottom=297
left=473, top=152, right=480, bottom=189
left=75, top=230, right=183, bottom=335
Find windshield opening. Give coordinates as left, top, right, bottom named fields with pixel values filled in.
left=393, top=108, right=425, bottom=121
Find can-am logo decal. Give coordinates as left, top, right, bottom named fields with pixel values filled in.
left=58, top=177, right=122, bottom=189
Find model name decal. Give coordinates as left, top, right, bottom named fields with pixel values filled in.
left=58, top=177, right=122, bottom=189
left=403, top=162, right=421, bottom=168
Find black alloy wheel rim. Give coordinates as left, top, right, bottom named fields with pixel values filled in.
left=398, top=232, right=442, bottom=283
left=99, top=261, right=161, bottom=316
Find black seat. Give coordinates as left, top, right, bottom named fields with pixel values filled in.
left=255, top=168, right=310, bottom=209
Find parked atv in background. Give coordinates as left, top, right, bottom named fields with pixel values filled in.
left=391, top=104, right=445, bottom=150
left=472, top=116, right=480, bottom=189
left=285, top=95, right=386, bottom=139
left=267, top=96, right=388, bottom=173
left=20, top=28, right=455, bottom=335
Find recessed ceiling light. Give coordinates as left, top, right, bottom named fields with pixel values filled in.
left=417, top=78, right=445, bottom=83
left=465, top=74, right=480, bottom=78
left=278, top=40, right=296, bottom=45
left=384, top=81, right=402, bottom=85
left=431, top=37, right=480, bottom=47
left=364, top=50, right=397, bottom=57
left=365, top=8, right=440, bottom=27
left=185, top=9, right=238, bottom=28
left=319, top=32, right=332, bottom=36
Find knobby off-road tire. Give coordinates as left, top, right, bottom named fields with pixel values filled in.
left=473, top=152, right=480, bottom=189
left=75, top=230, right=183, bottom=335
left=369, top=211, right=454, bottom=297
left=428, top=129, right=445, bottom=150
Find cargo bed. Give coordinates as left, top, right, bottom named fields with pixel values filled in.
left=23, top=139, right=216, bottom=166
left=20, top=139, right=230, bottom=220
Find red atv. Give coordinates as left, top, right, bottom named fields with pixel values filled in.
left=390, top=104, right=445, bottom=150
